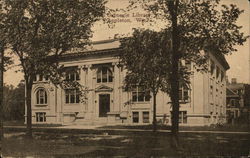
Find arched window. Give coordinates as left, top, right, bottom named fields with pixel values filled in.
left=97, top=67, right=113, bottom=83
left=36, top=89, right=47, bottom=104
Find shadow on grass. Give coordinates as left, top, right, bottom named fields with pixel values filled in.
left=2, top=131, right=250, bottom=157
left=98, top=123, right=250, bottom=132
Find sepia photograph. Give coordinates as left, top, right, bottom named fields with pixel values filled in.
left=0, top=0, right=249, bottom=157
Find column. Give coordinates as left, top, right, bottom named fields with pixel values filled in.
left=87, top=64, right=95, bottom=119
left=113, top=62, right=120, bottom=112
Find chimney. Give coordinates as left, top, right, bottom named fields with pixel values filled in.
left=231, top=78, right=237, bottom=84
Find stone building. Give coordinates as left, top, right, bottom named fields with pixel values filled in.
left=226, top=78, right=250, bottom=124
left=27, top=39, right=229, bottom=126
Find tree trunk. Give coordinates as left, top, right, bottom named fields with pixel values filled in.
left=153, top=93, right=157, bottom=132
left=0, top=43, right=4, bottom=141
left=168, top=0, right=180, bottom=147
left=25, top=81, right=33, bottom=138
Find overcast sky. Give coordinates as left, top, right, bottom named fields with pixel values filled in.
left=4, top=0, right=250, bottom=86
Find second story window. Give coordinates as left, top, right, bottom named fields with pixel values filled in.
left=179, top=85, right=189, bottom=102
left=65, top=89, right=80, bottom=104
left=65, top=67, right=80, bottom=81
left=36, top=89, right=47, bottom=105
left=97, top=67, right=113, bottom=83
left=185, top=60, right=191, bottom=71
left=132, top=86, right=150, bottom=102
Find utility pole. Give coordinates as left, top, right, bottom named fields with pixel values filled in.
left=0, top=42, right=4, bottom=141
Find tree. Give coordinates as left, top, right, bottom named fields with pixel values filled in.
left=120, top=28, right=172, bottom=131
left=1, top=0, right=106, bottom=138
left=3, top=82, right=25, bottom=121
left=128, top=0, right=248, bottom=146
left=0, top=41, right=3, bottom=140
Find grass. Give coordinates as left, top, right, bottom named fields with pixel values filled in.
left=3, top=120, right=63, bottom=127
left=99, top=124, right=250, bottom=132
left=1, top=131, right=250, bottom=157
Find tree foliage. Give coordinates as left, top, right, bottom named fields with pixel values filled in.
left=3, top=82, right=25, bottom=121
left=126, top=0, right=248, bottom=142
left=1, top=0, right=106, bottom=137
left=120, top=28, right=172, bottom=131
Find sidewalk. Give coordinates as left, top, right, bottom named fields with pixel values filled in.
left=4, top=125, right=250, bottom=135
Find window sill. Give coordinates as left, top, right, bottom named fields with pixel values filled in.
left=131, top=101, right=150, bottom=104
left=34, top=81, right=49, bottom=83
left=65, top=103, right=81, bottom=105
left=35, top=104, right=48, bottom=107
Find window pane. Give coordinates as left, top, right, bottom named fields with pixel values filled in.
left=70, top=93, right=75, bottom=103
left=66, top=94, right=69, bottom=103
left=70, top=73, right=75, bottom=81
left=44, top=113, right=46, bottom=122
left=179, top=89, right=183, bottom=100
left=97, top=69, right=101, bottom=83
left=184, top=90, right=189, bottom=101
left=179, top=112, right=182, bottom=123
left=138, top=92, right=144, bottom=102
left=145, top=92, right=151, bottom=101
left=66, top=74, right=70, bottom=81
left=76, top=93, right=80, bottom=103
left=102, top=68, right=107, bottom=82
left=183, top=111, right=187, bottom=124
left=185, top=60, right=191, bottom=71
left=133, top=112, right=139, bottom=123
left=45, top=91, right=47, bottom=104
left=108, top=69, right=113, bottom=82
left=39, top=75, right=43, bottom=81
left=76, top=73, right=80, bottom=80
left=36, top=91, right=39, bottom=104
left=40, top=98, right=44, bottom=104
left=143, top=112, right=149, bottom=123
left=132, top=92, right=137, bottom=102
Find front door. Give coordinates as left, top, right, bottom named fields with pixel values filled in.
left=99, top=94, right=110, bottom=117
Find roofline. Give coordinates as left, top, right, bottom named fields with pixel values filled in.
left=208, top=50, right=230, bottom=70
left=226, top=87, right=238, bottom=96
left=59, top=47, right=121, bottom=61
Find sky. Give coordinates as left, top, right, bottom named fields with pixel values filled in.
left=4, top=0, right=250, bottom=87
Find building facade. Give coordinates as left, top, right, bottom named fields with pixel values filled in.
left=27, top=39, right=229, bottom=126
left=226, top=79, right=250, bottom=124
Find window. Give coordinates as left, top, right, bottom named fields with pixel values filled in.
left=132, top=112, right=139, bottom=123
left=36, top=112, right=46, bottom=122
left=179, top=85, right=189, bottom=102
left=65, top=71, right=80, bottom=81
left=132, top=86, right=150, bottom=102
left=97, top=67, right=113, bottom=83
left=65, top=89, right=80, bottom=104
left=179, top=111, right=187, bottom=123
left=143, top=111, right=150, bottom=123
left=39, top=74, right=43, bottom=81
left=36, top=89, right=47, bottom=105
left=185, top=60, right=191, bottom=71
left=210, top=60, right=215, bottom=75
left=171, top=111, right=187, bottom=124
left=230, top=99, right=237, bottom=107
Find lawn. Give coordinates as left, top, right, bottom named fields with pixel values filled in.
left=1, top=131, right=250, bottom=157
left=100, top=124, right=250, bottom=132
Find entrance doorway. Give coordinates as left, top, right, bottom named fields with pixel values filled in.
left=99, top=94, right=110, bottom=117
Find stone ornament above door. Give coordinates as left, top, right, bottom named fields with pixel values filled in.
left=95, top=85, right=113, bottom=92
